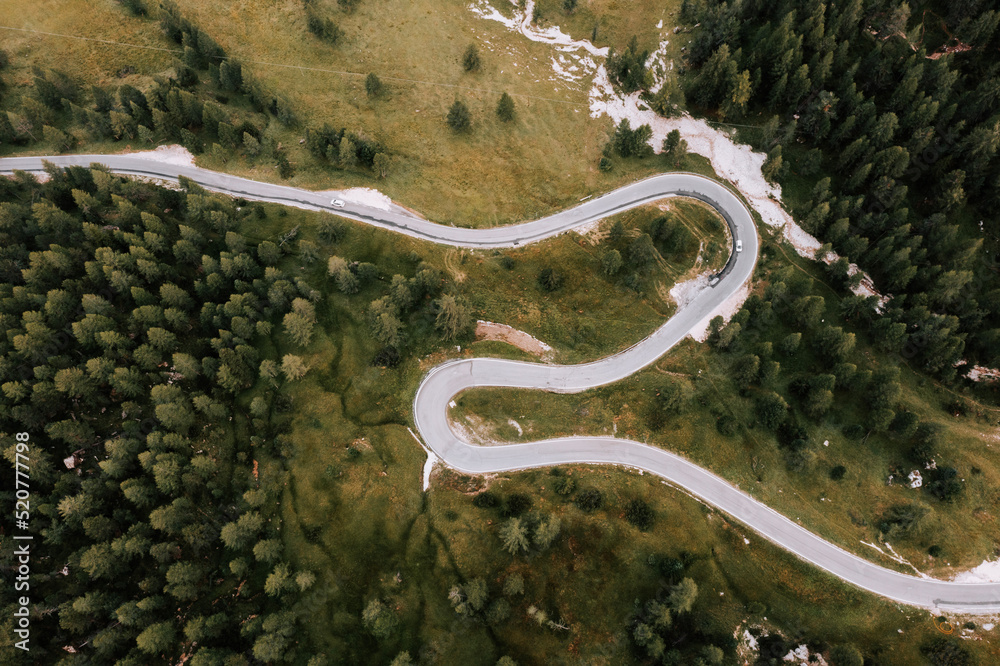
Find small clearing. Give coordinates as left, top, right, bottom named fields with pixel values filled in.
left=475, top=320, right=554, bottom=359
left=125, top=144, right=196, bottom=167
left=331, top=187, right=393, bottom=211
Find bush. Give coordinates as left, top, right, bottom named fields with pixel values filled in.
left=372, top=345, right=400, bottom=368
left=554, top=477, right=576, bottom=495
left=365, top=73, right=383, bottom=98
left=501, top=493, right=531, bottom=518
left=920, top=637, right=971, bottom=666
left=537, top=268, right=563, bottom=292
left=829, top=465, right=846, bottom=481
left=843, top=424, right=866, bottom=440
left=716, top=414, right=739, bottom=436
left=625, top=499, right=654, bottom=530
left=783, top=446, right=815, bottom=473
left=754, top=392, right=787, bottom=430
left=575, top=489, right=603, bottom=512
left=877, top=504, right=928, bottom=538
left=925, top=467, right=962, bottom=502
left=472, top=491, right=500, bottom=509
left=306, top=13, right=342, bottom=43
left=829, top=644, right=864, bottom=666
left=928, top=544, right=942, bottom=557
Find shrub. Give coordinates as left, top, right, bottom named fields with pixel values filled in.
left=877, top=504, right=928, bottom=538
left=920, top=637, right=971, bottom=666
left=372, top=345, right=400, bottom=368
left=472, top=491, right=500, bottom=508
left=625, top=499, right=654, bottom=530
left=716, top=414, right=739, bottom=436
left=830, top=465, right=847, bottom=481
left=843, top=424, right=866, bottom=440
left=537, top=268, right=563, bottom=292
left=829, top=644, right=864, bottom=666
left=925, top=467, right=962, bottom=502
left=365, top=73, right=383, bottom=98
left=501, top=493, right=531, bottom=518
left=554, top=477, right=576, bottom=495
left=575, top=489, right=602, bottom=512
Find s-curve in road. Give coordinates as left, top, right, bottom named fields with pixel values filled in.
left=5, top=154, right=1000, bottom=612
left=0, top=154, right=742, bottom=250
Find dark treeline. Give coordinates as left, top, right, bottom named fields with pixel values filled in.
left=0, top=166, right=327, bottom=663
left=672, top=0, right=1000, bottom=380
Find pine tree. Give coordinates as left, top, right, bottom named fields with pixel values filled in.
left=533, top=515, right=561, bottom=549
left=447, top=100, right=471, bottom=132
left=339, top=136, right=357, bottom=166
left=219, top=60, right=243, bottom=92
left=0, top=111, right=17, bottom=144
left=433, top=294, right=470, bottom=340
left=243, top=132, right=261, bottom=156
left=667, top=577, right=698, bottom=614
left=462, top=44, right=481, bottom=72
left=365, top=73, right=383, bottom=98
left=601, top=249, right=622, bottom=276
left=762, top=145, right=783, bottom=182
left=496, top=92, right=515, bottom=121
left=499, top=517, right=530, bottom=554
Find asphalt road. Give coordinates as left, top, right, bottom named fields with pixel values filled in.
left=5, top=154, right=999, bottom=612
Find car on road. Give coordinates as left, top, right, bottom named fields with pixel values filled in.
left=736, top=239, right=743, bottom=252
left=331, top=199, right=345, bottom=208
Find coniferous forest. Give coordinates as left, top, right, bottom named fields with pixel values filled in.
left=0, top=165, right=322, bottom=663
left=677, top=0, right=1000, bottom=379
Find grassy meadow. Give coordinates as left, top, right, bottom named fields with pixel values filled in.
left=454, top=228, right=1000, bottom=577
left=1, top=0, right=690, bottom=226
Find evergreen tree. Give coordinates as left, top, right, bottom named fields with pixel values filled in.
left=462, top=44, right=481, bottom=72
left=447, top=100, right=471, bottom=132
left=500, top=517, right=530, bottom=554
left=496, top=92, right=515, bottom=122
left=365, top=73, right=383, bottom=98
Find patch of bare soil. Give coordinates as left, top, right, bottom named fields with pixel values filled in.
left=475, top=320, right=554, bottom=360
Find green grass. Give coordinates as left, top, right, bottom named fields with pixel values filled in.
left=237, top=194, right=1000, bottom=662
left=0, top=0, right=171, bottom=84
left=453, top=233, right=1000, bottom=577
left=283, top=419, right=1000, bottom=663
left=533, top=0, right=684, bottom=54
left=169, top=0, right=690, bottom=226
left=0, top=0, right=703, bottom=228
left=9, top=1, right=1000, bottom=660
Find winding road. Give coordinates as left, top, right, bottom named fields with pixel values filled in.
left=4, top=154, right=999, bottom=613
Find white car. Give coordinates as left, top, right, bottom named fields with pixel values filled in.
left=331, top=199, right=345, bottom=208
left=736, top=240, right=743, bottom=253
